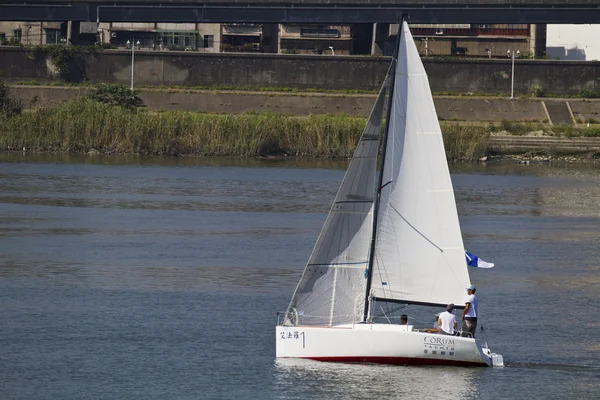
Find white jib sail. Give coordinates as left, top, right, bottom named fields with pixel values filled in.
left=285, top=77, right=388, bottom=326
left=371, top=22, right=471, bottom=307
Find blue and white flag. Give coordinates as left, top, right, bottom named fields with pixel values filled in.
left=465, top=251, right=495, bottom=269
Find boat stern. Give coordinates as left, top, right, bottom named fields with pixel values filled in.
left=481, top=346, right=504, bottom=367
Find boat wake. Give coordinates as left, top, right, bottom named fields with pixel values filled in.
left=505, top=361, right=600, bottom=372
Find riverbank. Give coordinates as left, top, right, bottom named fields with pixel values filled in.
left=0, top=98, right=488, bottom=160
left=9, top=84, right=600, bottom=123
left=4, top=98, right=600, bottom=161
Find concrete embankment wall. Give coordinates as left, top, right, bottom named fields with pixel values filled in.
left=3, top=47, right=600, bottom=96
left=10, top=85, right=600, bottom=123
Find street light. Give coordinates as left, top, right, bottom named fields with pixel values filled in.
left=328, top=46, right=335, bottom=56
left=126, top=39, right=141, bottom=90
left=507, top=49, right=520, bottom=99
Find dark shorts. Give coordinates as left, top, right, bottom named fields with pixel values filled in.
left=463, top=318, right=478, bottom=337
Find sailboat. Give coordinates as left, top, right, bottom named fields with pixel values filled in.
left=276, top=20, right=503, bottom=367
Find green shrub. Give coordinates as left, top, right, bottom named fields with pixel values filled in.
left=88, top=84, right=144, bottom=110
left=0, top=80, right=22, bottom=116
left=577, top=90, right=600, bottom=99
left=529, top=84, right=544, bottom=98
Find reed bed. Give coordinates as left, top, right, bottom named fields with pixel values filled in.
left=440, top=122, right=491, bottom=161
left=0, top=99, right=491, bottom=160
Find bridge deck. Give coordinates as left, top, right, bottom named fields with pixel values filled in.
left=2, top=0, right=600, bottom=23
left=5, top=0, right=600, bottom=4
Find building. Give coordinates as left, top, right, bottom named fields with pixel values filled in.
left=278, top=25, right=352, bottom=55
left=546, top=24, right=600, bottom=61
left=409, top=24, right=545, bottom=58
left=0, top=22, right=65, bottom=45
left=221, top=24, right=262, bottom=52
left=1, top=21, right=546, bottom=59
left=98, top=22, right=220, bottom=52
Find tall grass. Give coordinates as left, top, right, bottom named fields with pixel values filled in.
left=441, top=122, right=490, bottom=161
left=0, top=99, right=490, bottom=160
left=0, top=99, right=366, bottom=157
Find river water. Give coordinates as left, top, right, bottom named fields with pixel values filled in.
left=1, top=153, right=599, bottom=399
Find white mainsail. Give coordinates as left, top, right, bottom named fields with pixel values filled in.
left=370, top=22, right=471, bottom=307
left=285, top=77, right=388, bottom=326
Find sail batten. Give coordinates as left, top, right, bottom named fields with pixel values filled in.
left=308, top=262, right=368, bottom=268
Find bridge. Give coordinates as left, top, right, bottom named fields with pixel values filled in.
left=3, top=0, right=600, bottom=23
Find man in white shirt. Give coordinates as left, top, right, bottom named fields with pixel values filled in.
left=462, top=284, right=479, bottom=338
left=424, top=304, right=457, bottom=335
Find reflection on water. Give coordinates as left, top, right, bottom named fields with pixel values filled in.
left=0, top=152, right=350, bottom=170
left=0, top=261, right=300, bottom=294
left=274, top=359, right=478, bottom=400
left=2, top=153, right=600, bottom=399
left=453, top=164, right=600, bottom=219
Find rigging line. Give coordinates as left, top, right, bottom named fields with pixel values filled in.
left=379, top=303, right=408, bottom=316
left=363, top=19, right=402, bottom=321
left=328, top=211, right=371, bottom=216
left=379, top=306, right=392, bottom=323
left=388, top=202, right=444, bottom=253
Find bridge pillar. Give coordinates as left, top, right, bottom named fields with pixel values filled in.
left=261, top=24, right=279, bottom=53
left=371, top=23, right=386, bottom=55
left=534, top=24, right=547, bottom=58
left=67, top=21, right=72, bottom=45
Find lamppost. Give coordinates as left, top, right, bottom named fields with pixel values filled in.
left=507, top=49, right=520, bottom=99
left=126, top=39, right=141, bottom=90
left=328, top=46, right=335, bottom=56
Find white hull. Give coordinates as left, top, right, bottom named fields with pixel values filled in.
left=276, top=324, right=502, bottom=367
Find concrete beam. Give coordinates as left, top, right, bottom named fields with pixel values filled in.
left=3, top=4, right=600, bottom=23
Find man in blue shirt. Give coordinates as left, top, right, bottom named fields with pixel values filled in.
left=462, top=284, right=479, bottom=338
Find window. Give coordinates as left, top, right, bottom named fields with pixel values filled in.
left=204, top=34, right=214, bottom=48
left=13, top=29, right=22, bottom=43
left=0, top=33, right=6, bottom=44
left=184, top=34, right=196, bottom=48
left=300, top=28, right=339, bottom=38
left=45, top=29, right=61, bottom=44
left=160, top=31, right=197, bottom=49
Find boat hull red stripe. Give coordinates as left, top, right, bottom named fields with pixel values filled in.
left=305, top=356, right=488, bottom=367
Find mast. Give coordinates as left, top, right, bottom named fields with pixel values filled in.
left=363, top=15, right=407, bottom=321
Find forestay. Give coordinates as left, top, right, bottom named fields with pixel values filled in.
left=284, top=77, right=388, bottom=326
left=370, top=22, right=471, bottom=307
